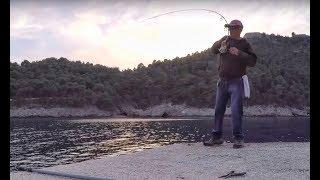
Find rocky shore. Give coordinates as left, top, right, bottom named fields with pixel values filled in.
left=10, top=103, right=310, bottom=118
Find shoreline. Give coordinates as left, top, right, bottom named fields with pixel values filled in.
left=10, top=103, right=310, bottom=119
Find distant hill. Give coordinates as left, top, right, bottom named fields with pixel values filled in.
left=10, top=32, right=310, bottom=110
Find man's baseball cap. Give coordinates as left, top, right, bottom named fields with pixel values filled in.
left=224, top=19, right=243, bottom=28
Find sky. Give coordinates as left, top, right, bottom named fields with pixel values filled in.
left=10, top=0, right=310, bottom=71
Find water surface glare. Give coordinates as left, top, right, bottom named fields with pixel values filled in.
left=10, top=116, right=309, bottom=171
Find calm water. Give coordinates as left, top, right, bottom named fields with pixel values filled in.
left=10, top=116, right=309, bottom=172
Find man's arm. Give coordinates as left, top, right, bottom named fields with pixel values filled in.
left=210, top=35, right=229, bottom=55
left=237, top=42, right=257, bottom=67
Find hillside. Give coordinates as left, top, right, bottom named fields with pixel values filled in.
left=10, top=32, right=310, bottom=110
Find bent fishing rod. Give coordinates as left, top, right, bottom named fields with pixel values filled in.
left=139, top=8, right=229, bottom=35
left=139, top=8, right=230, bottom=69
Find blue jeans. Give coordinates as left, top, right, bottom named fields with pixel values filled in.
left=211, top=77, right=245, bottom=140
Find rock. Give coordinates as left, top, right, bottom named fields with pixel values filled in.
left=161, top=112, right=169, bottom=118
left=10, top=104, right=310, bottom=118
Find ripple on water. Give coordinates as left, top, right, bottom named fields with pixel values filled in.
left=10, top=117, right=309, bottom=171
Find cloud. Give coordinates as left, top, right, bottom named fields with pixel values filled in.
left=10, top=0, right=310, bottom=70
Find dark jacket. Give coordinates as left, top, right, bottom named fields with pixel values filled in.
left=211, top=36, right=257, bottom=79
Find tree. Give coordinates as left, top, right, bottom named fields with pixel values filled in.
left=9, top=33, right=310, bottom=109
left=21, top=60, right=30, bottom=67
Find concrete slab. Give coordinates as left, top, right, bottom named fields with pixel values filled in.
left=11, top=142, right=310, bottom=180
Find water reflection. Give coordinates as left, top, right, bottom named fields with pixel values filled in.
left=10, top=117, right=309, bottom=171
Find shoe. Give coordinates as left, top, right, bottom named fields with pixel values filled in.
left=233, top=139, right=244, bottom=149
left=203, top=136, right=224, bottom=146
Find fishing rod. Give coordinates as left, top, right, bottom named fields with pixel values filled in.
left=139, top=8, right=229, bottom=35
left=139, top=8, right=230, bottom=71
left=17, top=166, right=114, bottom=180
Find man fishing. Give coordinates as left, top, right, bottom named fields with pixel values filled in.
left=203, top=19, right=257, bottom=148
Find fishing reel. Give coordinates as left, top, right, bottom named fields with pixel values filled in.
left=218, top=39, right=230, bottom=54
left=218, top=44, right=228, bottom=54
left=220, top=23, right=231, bottom=54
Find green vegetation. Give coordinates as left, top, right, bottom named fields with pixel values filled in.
left=10, top=33, right=310, bottom=110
